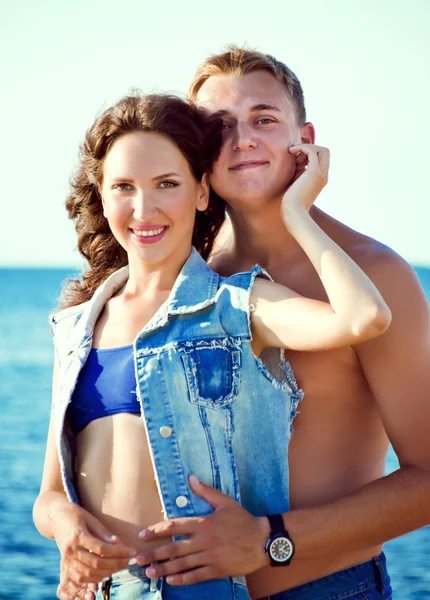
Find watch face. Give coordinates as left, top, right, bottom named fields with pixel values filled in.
left=269, top=536, right=293, bottom=562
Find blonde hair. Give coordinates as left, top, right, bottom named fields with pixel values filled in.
left=189, top=45, right=307, bottom=125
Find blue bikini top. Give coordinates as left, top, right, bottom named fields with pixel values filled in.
left=68, top=345, right=140, bottom=434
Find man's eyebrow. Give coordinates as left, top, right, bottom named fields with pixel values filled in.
left=250, top=103, right=282, bottom=113
left=214, top=104, right=282, bottom=117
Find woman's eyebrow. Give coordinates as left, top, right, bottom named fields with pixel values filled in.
left=152, top=172, right=181, bottom=181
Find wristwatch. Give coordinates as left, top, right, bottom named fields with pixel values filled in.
left=264, top=513, right=295, bottom=566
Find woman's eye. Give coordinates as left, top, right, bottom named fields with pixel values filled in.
left=112, top=183, right=133, bottom=191
left=158, top=180, right=178, bottom=188
left=221, top=122, right=233, bottom=130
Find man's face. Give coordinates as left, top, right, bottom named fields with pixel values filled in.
left=196, top=71, right=307, bottom=211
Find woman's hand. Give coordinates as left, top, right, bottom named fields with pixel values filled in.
left=282, top=144, right=330, bottom=220
left=52, top=502, right=137, bottom=600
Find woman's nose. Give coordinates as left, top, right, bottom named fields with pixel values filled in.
left=133, top=191, right=160, bottom=220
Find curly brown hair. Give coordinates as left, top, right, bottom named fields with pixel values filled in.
left=61, top=94, right=225, bottom=308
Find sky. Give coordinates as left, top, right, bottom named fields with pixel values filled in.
left=1, top=0, right=429, bottom=267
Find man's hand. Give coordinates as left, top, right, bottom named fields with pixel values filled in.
left=136, top=475, right=270, bottom=585
left=53, top=503, right=137, bottom=600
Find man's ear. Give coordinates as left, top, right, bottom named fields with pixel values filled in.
left=196, top=173, right=210, bottom=212
left=301, top=122, right=316, bottom=144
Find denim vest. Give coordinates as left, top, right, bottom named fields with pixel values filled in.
left=50, top=248, right=303, bottom=526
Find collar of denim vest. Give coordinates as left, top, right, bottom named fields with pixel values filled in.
left=58, top=247, right=220, bottom=353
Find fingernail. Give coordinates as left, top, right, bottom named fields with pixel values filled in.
left=128, top=557, right=137, bottom=566
left=107, top=535, right=118, bottom=542
left=138, top=529, right=148, bottom=538
left=128, top=549, right=137, bottom=556
left=189, top=474, right=199, bottom=484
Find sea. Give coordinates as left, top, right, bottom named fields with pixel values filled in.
left=0, top=266, right=429, bottom=600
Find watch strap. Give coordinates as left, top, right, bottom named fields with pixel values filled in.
left=267, top=513, right=287, bottom=535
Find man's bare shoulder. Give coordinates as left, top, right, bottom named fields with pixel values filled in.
left=318, top=213, right=428, bottom=359
left=315, top=209, right=416, bottom=282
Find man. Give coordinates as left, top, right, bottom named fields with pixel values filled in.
left=133, top=46, right=430, bottom=599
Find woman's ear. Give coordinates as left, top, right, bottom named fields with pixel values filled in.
left=196, top=173, right=210, bottom=212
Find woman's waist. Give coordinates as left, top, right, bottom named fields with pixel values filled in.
left=79, top=488, right=166, bottom=554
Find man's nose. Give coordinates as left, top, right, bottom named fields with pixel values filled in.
left=232, top=122, right=257, bottom=151
left=133, top=191, right=160, bottom=220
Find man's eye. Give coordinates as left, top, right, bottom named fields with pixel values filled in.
left=257, top=117, right=275, bottom=125
left=158, top=180, right=178, bottom=188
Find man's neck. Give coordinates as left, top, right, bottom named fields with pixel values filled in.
left=225, top=203, right=324, bottom=271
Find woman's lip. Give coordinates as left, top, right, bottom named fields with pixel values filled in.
left=229, top=161, right=268, bottom=171
left=130, top=226, right=168, bottom=244
left=131, top=225, right=167, bottom=231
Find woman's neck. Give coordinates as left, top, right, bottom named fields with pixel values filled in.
left=121, top=246, right=192, bottom=299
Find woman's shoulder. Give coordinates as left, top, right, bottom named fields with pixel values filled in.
left=49, top=301, right=89, bottom=329
left=48, top=302, right=91, bottom=358
left=218, top=264, right=272, bottom=291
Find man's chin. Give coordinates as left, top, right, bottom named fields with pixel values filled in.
left=223, top=191, right=283, bottom=211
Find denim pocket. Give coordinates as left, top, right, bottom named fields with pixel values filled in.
left=182, top=345, right=241, bottom=408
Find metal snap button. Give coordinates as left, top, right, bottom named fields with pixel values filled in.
left=175, top=496, right=188, bottom=508
left=159, top=426, right=172, bottom=438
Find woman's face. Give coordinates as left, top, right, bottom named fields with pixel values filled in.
left=100, top=131, right=208, bottom=268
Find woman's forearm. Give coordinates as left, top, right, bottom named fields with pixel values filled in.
left=283, top=206, right=391, bottom=337
left=33, top=489, right=70, bottom=540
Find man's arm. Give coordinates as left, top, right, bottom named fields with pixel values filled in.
left=135, top=252, right=430, bottom=584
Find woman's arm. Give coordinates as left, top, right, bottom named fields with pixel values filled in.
left=33, top=362, right=137, bottom=600
left=250, top=144, right=391, bottom=355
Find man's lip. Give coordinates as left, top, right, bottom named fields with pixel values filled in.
left=229, top=161, right=268, bottom=171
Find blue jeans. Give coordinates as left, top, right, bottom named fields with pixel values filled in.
left=258, top=553, right=392, bottom=600
left=95, top=563, right=250, bottom=599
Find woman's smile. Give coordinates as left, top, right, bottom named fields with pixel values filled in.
left=130, top=225, right=169, bottom=244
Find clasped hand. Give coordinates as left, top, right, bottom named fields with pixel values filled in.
left=135, top=475, right=270, bottom=585
left=58, top=476, right=270, bottom=599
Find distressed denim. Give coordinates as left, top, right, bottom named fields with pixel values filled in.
left=50, top=248, right=304, bottom=598
left=95, top=564, right=250, bottom=599
left=258, top=553, right=392, bottom=600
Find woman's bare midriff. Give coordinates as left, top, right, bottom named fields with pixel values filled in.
left=75, top=412, right=168, bottom=554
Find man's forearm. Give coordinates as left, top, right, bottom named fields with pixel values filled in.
left=283, top=465, right=430, bottom=559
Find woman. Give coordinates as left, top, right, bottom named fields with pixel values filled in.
left=33, top=93, right=391, bottom=600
